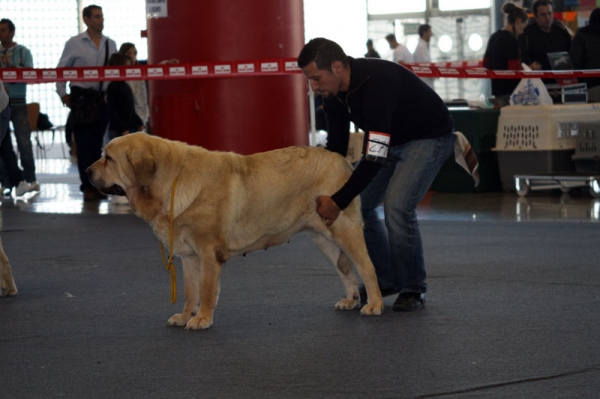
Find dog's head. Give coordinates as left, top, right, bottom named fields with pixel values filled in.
left=87, top=133, right=158, bottom=197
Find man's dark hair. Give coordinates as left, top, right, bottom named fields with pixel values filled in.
left=0, top=18, right=16, bottom=33
left=385, top=33, right=397, bottom=42
left=366, top=39, right=373, bottom=47
left=297, top=38, right=349, bottom=71
left=532, top=0, right=553, bottom=16
left=83, top=4, right=102, bottom=19
left=418, top=24, right=431, bottom=38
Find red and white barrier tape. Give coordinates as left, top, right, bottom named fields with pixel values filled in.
left=1, top=58, right=301, bottom=84
left=2, top=57, right=599, bottom=83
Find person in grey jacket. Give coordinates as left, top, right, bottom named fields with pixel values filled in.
left=0, top=18, right=39, bottom=196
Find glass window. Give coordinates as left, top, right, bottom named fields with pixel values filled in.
left=439, top=0, right=490, bottom=11
left=2, top=0, right=148, bottom=127
left=304, top=0, right=368, bottom=58
left=368, top=0, right=426, bottom=15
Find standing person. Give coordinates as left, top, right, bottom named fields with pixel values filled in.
left=519, top=0, right=571, bottom=72
left=106, top=53, right=143, bottom=140
left=570, top=8, right=600, bottom=100
left=56, top=5, right=117, bottom=201
left=297, top=38, right=455, bottom=311
left=0, top=128, right=29, bottom=197
left=0, top=18, right=39, bottom=196
left=413, top=24, right=435, bottom=89
left=364, top=39, right=380, bottom=58
left=385, top=33, right=413, bottom=65
left=483, top=2, right=529, bottom=106
left=0, top=79, right=16, bottom=197
left=118, top=42, right=149, bottom=131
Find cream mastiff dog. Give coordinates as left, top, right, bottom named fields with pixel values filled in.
left=87, top=133, right=383, bottom=330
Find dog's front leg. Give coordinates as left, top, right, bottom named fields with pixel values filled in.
left=185, top=255, right=223, bottom=330
left=0, top=238, right=17, bottom=297
left=167, top=256, right=201, bottom=327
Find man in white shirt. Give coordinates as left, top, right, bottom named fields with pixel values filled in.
left=385, top=34, right=413, bottom=65
left=56, top=4, right=117, bottom=201
left=413, top=24, right=435, bottom=89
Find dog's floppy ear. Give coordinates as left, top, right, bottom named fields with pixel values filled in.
left=127, top=148, right=156, bottom=187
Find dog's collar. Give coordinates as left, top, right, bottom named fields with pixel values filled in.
left=159, top=177, right=178, bottom=304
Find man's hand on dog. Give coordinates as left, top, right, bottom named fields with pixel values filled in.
left=316, top=196, right=340, bottom=226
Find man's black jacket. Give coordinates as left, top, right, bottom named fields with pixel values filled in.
left=322, top=57, right=454, bottom=209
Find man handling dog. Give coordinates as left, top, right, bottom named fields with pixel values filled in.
left=298, top=38, right=455, bottom=311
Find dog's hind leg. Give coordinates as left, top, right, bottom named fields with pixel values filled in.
left=0, top=237, right=17, bottom=297
left=329, top=221, right=383, bottom=316
left=307, top=232, right=360, bottom=311
left=167, top=256, right=201, bottom=327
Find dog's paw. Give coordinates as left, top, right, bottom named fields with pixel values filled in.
left=335, top=298, right=360, bottom=311
left=185, top=316, right=213, bottom=330
left=360, top=302, right=383, bottom=316
left=0, top=283, right=17, bottom=297
left=167, top=313, right=191, bottom=327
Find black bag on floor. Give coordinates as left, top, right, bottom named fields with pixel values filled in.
left=37, top=112, right=53, bottom=130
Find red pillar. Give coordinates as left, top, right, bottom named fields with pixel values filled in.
left=146, top=0, right=308, bottom=154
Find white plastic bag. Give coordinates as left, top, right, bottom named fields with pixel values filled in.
left=509, top=64, right=553, bottom=106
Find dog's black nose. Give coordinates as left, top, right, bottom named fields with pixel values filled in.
left=85, top=168, right=92, bottom=177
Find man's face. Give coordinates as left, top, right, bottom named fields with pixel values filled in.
left=535, top=4, right=553, bottom=31
left=84, top=8, right=104, bottom=33
left=0, top=24, right=14, bottom=45
left=302, top=61, right=342, bottom=98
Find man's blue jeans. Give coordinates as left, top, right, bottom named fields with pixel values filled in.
left=9, top=103, right=36, bottom=183
left=360, top=133, right=455, bottom=294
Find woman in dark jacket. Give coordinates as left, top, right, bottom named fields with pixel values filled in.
left=106, top=53, right=143, bottom=140
left=482, top=2, right=529, bottom=105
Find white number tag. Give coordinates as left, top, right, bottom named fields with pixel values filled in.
left=366, top=131, right=391, bottom=159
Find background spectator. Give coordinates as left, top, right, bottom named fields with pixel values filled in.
left=364, top=39, right=380, bottom=58
left=483, top=2, right=529, bottom=106
left=118, top=42, right=149, bottom=131
left=106, top=53, right=143, bottom=140
left=413, top=24, right=435, bottom=89
left=0, top=18, right=39, bottom=196
left=385, top=33, right=413, bottom=64
left=56, top=5, right=117, bottom=202
left=570, top=8, right=600, bottom=101
left=519, top=0, right=571, bottom=73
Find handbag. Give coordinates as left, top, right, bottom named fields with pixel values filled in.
left=70, top=89, right=103, bottom=128
left=69, top=39, right=110, bottom=129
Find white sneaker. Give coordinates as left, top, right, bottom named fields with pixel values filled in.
left=110, top=195, right=129, bottom=206
left=15, top=181, right=40, bottom=196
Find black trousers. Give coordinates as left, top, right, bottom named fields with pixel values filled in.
left=71, top=95, right=109, bottom=192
